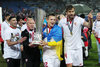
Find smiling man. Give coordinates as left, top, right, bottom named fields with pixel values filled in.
left=58, top=5, right=93, bottom=67
left=21, top=16, right=40, bottom=67
left=41, top=13, right=63, bottom=67
left=3, top=15, right=27, bottom=67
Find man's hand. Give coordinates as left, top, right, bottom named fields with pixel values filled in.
left=81, top=36, right=84, bottom=38
left=28, top=42, right=37, bottom=47
left=18, top=37, right=27, bottom=43
left=88, top=10, right=93, bottom=20
left=40, top=40, right=48, bottom=46
left=20, top=45, right=23, bottom=51
left=86, top=10, right=93, bottom=28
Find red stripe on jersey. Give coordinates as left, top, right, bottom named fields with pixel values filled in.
left=67, top=17, right=72, bottom=24
left=10, top=26, right=16, bottom=29
left=47, top=26, right=52, bottom=33
left=65, top=53, right=67, bottom=58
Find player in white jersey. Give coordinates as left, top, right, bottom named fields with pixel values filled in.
left=1, top=14, right=10, bottom=40
left=40, top=13, right=63, bottom=67
left=21, top=23, right=27, bottom=31
left=92, top=12, right=100, bottom=65
left=1, top=14, right=10, bottom=54
left=3, top=16, right=27, bottom=67
left=58, top=5, right=93, bottom=67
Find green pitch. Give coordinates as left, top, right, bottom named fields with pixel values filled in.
left=84, top=34, right=100, bottom=67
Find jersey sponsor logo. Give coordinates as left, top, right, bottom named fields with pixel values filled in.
left=11, top=33, right=20, bottom=41
left=16, top=33, right=20, bottom=40
left=15, top=33, right=19, bottom=36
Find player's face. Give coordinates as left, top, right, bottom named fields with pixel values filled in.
left=27, top=19, right=35, bottom=30
left=47, top=16, right=56, bottom=28
left=97, top=13, right=100, bottom=21
left=66, top=8, right=75, bottom=19
left=10, top=18, right=17, bottom=28
left=18, top=19, right=24, bottom=26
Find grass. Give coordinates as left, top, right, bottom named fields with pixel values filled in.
left=0, top=51, right=7, bottom=67
left=0, top=34, right=100, bottom=67
left=84, top=34, right=99, bottom=67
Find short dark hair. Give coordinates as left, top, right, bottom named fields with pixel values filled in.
left=26, top=16, right=34, bottom=21
left=17, top=16, right=23, bottom=22
left=26, top=15, right=34, bottom=20
left=5, top=13, right=10, bottom=17
left=46, top=13, right=55, bottom=19
left=8, top=15, right=16, bottom=21
left=66, top=5, right=74, bottom=12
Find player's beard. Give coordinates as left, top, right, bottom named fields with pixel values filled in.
left=68, top=14, right=75, bottom=20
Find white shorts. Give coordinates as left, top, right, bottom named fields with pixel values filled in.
left=43, top=58, right=60, bottom=67
left=65, top=48, right=83, bottom=66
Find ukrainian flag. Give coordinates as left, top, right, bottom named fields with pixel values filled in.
left=43, top=25, right=63, bottom=60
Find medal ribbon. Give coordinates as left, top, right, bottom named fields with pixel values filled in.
left=67, top=18, right=74, bottom=35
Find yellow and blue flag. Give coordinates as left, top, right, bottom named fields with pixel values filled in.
left=43, top=25, right=63, bottom=60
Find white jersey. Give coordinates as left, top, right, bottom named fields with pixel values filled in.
left=17, top=24, right=22, bottom=30
left=21, top=24, right=27, bottom=31
left=3, top=27, right=21, bottom=59
left=43, top=28, right=58, bottom=59
left=92, top=20, right=100, bottom=38
left=1, top=20, right=10, bottom=40
left=58, top=16, right=85, bottom=50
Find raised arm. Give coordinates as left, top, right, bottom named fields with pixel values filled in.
left=83, top=10, right=93, bottom=28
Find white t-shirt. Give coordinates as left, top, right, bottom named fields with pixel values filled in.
left=21, top=24, right=27, bottom=31
left=1, top=20, right=10, bottom=40
left=92, top=20, right=100, bottom=38
left=58, top=16, right=85, bottom=50
left=3, top=27, right=21, bottom=59
left=43, top=28, right=58, bottom=59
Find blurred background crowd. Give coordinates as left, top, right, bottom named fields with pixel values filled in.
left=0, top=0, right=100, bottom=21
